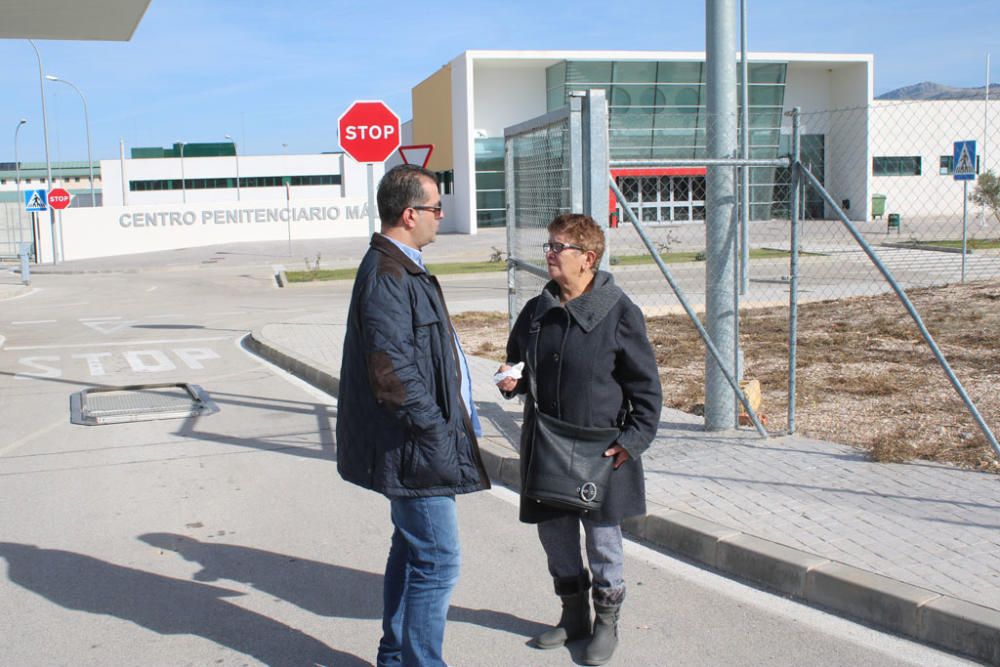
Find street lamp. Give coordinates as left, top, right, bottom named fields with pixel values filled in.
left=176, top=141, right=186, bottom=203
left=14, top=118, right=27, bottom=242
left=225, top=133, right=241, bottom=201
left=45, top=75, right=95, bottom=206
left=27, top=39, right=58, bottom=263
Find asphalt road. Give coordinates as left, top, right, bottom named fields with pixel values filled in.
left=0, top=243, right=977, bottom=666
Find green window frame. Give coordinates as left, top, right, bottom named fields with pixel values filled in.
left=873, top=156, right=921, bottom=177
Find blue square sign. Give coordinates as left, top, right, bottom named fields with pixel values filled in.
left=953, top=141, right=977, bottom=181
left=24, top=189, right=48, bottom=211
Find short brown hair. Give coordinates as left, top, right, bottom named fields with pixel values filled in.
left=548, top=213, right=605, bottom=269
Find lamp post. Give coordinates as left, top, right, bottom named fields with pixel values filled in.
left=45, top=75, right=96, bottom=206
left=176, top=141, right=186, bottom=203
left=27, top=39, right=58, bottom=263
left=225, top=133, right=241, bottom=200
left=14, top=119, right=27, bottom=239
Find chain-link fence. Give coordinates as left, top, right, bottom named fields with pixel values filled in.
left=505, top=93, right=1000, bottom=460
left=0, top=203, right=34, bottom=260
left=504, top=99, right=580, bottom=322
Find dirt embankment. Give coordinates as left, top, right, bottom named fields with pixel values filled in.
left=454, top=280, right=1000, bottom=473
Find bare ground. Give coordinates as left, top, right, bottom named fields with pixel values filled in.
left=453, top=279, right=1000, bottom=474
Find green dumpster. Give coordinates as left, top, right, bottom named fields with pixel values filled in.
left=887, top=213, right=901, bottom=232
left=871, top=194, right=886, bottom=220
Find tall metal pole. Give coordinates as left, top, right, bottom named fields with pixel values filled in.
left=366, top=163, right=376, bottom=237
left=739, top=0, right=750, bottom=295
left=27, top=39, right=58, bottom=264
left=119, top=138, right=128, bottom=205
left=704, top=0, right=740, bottom=430
left=14, top=119, right=27, bottom=245
left=46, top=75, right=95, bottom=206
left=225, top=133, right=241, bottom=200
left=177, top=141, right=186, bottom=203
left=962, top=180, right=968, bottom=283
left=983, top=54, right=991, bottom=230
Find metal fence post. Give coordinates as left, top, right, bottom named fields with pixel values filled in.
left=569, top=93, right=584, bottom=213
left=505, top=134, right=517, bottom=330
left=19, top=242, right=31, bottom=286
left=787, top=107, right=801, bottom=434
left=583, top=89, right=611, bottom=271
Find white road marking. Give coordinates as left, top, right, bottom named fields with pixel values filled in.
left=0, top=420, right=64, bottom=457
left=11, top=320, right=57, bottom=325
left=79, top=318, right=138, bottom=335
left=14, top=345, right=225, bottom=380
left=6, top=335, right=229, bottom=351
left=79, top=316, right=122, bottom=321
left=146, top=286, right=158, bottom=292
left=0, top=334, right=4, bottom=349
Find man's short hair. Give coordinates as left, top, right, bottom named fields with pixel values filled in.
left=548, top=213, right=606, bottom=268
left=377, top=164, right=439, bottom=226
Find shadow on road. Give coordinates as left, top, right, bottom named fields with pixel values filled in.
left=0, top=541, right=369, bottom=666
left=138, top=532, right=548, bottom=639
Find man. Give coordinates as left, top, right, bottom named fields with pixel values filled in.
left=336, top=164, right=491, bottom=667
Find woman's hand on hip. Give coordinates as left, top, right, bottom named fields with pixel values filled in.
left=603, top=443, right=631, bottom=469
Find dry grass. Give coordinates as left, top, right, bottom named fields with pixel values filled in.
left=453, top=281, right=1000, bottom=473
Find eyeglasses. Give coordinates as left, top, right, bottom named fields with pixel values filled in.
left=411, top=204, right=443, bottom=216
left=543, top=241, right=586, bottom=254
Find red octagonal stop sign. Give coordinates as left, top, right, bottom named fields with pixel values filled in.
left=338, top=100, right=400, bottom=163
left=48, top=188, right=72, bottom=210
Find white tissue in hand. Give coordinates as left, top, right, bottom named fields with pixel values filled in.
left=493, top=361, right=524, bottom=384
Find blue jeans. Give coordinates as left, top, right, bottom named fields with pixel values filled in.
left=378, top=495, right=460, bottom=667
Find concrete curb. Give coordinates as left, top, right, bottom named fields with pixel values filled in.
left=246, top=330, right=1000, bottom=666
left=245, top=329, right=340, bottom=397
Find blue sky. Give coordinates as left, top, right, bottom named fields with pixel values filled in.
left=1, top=0, right=996, bottom=163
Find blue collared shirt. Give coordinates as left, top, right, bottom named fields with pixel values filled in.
left=381, top=234, right=482, bottom=437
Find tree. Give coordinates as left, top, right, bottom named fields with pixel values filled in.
left=970, top=170, right=1000, bottom=227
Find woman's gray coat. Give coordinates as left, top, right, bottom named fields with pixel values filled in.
left=504, top=271, right=663, bottom=524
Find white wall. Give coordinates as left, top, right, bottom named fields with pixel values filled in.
left=449, top=52, right=476, bottom=235
left=101, top=152, right=379, bottom=207
left=871, top=99, right=1000, bottom=223
left=472, top=62, right=549, bottom=138
left=50, top=196, right=374, bottom=262
left=783, top=60, right=872, bottom=221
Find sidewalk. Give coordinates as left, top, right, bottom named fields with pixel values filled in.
left=248, top=301, right=1000, bottom=665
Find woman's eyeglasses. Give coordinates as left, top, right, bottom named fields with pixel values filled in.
left=543, top=241, right=586, bottom=254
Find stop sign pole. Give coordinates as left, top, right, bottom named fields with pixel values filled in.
left=338, top=100, right=401, bottom=236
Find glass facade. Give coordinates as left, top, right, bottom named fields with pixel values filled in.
left=475, top=137, right=505, bottom=227
left=129, top=174, right=340, bottom=192
left=476, top=59, right=792, bottom=226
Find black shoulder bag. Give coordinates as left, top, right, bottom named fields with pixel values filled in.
left=522, top=322, right=619, bottom=512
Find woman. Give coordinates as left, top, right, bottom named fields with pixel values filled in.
left=496, top=213, right=662, bottom=666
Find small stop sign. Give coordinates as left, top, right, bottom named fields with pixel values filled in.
left=48, top=188, right=72, bottom=210
left=338, top=100, right=401, bottom=163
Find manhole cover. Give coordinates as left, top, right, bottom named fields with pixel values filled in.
left=70, top=383, right=219, bottom=426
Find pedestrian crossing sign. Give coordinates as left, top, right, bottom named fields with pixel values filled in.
left=953, top=140, right=977, bottom=181
left=25, top=189, right=47, bottom=211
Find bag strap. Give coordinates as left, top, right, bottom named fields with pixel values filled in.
left=527, top=316, right=567, bottom=419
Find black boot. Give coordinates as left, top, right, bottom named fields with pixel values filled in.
left=583, top=597, right=622, bottom=665
left=532, top=573, right=591, bottom=649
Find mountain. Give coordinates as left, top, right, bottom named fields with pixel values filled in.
left=877, top=82, right=1000, bottom=100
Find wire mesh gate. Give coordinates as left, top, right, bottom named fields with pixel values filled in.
left=504, top=90, right=1000, bottom=461
left=0, top=203, right=35, bottom=260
